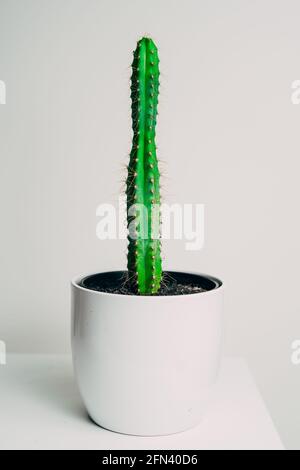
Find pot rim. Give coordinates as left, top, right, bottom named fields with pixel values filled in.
left=71, top=270, right=224, bottom=299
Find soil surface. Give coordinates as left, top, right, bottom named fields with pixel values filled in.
left=81, top=272, right=207, bottom=296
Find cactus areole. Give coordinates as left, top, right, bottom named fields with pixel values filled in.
left=126, top=37, right=162, bottom=295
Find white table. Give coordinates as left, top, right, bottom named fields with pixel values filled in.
left=0, top=355, right=284, bottom=450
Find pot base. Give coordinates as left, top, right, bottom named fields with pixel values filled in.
left=88, top=411, right=207, bottom=437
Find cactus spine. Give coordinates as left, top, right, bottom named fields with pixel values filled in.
left=127, top=37, right=162, bottom=294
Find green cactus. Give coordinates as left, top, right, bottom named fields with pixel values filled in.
left=126, top=37, right=162, bottom=294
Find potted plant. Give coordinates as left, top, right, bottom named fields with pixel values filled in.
left=71, top=37, right=224, bottom=436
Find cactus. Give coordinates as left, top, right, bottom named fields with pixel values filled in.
left=126, top=37, right=162, bottom=294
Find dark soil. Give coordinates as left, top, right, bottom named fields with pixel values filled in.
left=88, top=281, right=206, bottom=296
left=80, top=271, right=217, bottom=296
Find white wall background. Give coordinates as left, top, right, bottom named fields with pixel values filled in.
left=0, top=0, right=299, bottom=448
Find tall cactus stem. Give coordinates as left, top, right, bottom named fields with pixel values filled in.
left=126, top=37, right=162, bottom=294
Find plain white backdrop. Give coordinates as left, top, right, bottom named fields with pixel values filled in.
left=0, top=0, right=300, bottom=448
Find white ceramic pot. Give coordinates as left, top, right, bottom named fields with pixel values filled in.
left=71, top=271, right=224, bottom=436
